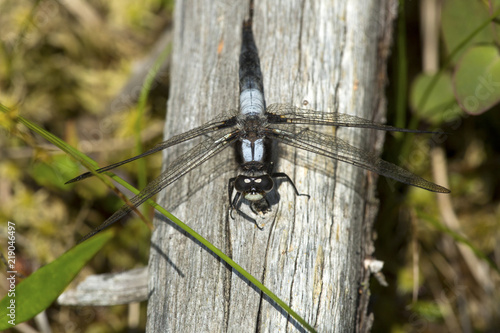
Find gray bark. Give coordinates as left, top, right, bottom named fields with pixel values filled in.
left=57, top=268, right=148, bottom=306
left=147, top=0, right=397, bottom=332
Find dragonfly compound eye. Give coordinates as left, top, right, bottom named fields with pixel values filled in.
left=255, top=175, right=274, bottom=193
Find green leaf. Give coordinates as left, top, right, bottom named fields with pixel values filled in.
left=410, top=72, right=462, bottom=125
left=0, top=230, right=114, bottom=329
left=409, top=5, right=500, bottom=130
left=453, top=45, right=500, bottom=114
left=441, top=0, right=496, bottom=63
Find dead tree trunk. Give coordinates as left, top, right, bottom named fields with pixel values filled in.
left=146, top=0, right=397, bottom=331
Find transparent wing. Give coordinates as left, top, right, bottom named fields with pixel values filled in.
left=266, top=103, right=437, bottom=133
left=66, top=110, right=239, bottom=184
left=269, top=127, right=450, bottom=193
left=78, top=129, right=238, bottom=242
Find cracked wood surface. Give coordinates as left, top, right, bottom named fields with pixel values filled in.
left=146, top=0, right=396, bottom=331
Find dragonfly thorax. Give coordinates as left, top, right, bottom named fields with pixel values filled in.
left=236, top=113, right=268, bottom=133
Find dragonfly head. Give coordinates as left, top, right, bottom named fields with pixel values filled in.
left=234, top=174, right=274, bottom=202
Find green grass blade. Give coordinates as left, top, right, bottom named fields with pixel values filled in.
left=149, top=205, right=317, bottom=332
left=0, top=230, right=114, bottom=329
left=2, top=105, right=316, bottom=332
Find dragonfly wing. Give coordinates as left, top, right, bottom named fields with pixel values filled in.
left=66, top=110, right=239, bottom=184
left=269, top=127, right=450, bottom=193
left=266, top=103, right=438, bottom=134
left=78, top=129, right=238, bottom=242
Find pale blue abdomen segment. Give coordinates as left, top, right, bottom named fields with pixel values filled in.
left=240, top=88, right=265, bottom=116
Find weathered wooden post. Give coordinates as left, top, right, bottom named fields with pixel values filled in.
left=147, top=1, right=396, bottom=331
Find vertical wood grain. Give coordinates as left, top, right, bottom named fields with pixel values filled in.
left=146, top=0, right=396, bottom=331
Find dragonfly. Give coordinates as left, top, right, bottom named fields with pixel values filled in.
left=67, top=8, right=450, bottom=242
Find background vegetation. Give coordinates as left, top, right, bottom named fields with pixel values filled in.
left=1, top=0, right=172, bottom=331
left=0, top=0, right=498, bottom=332
left=374, top=1, right=500, bottom=332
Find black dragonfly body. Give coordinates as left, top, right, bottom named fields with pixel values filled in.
left=67, top=10, right=449, bottom=242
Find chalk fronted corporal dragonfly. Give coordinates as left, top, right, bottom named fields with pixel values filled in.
left=67, top=11, right=450, bottom=242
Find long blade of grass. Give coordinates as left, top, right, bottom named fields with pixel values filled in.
left=1, top=104, right=317, bottom=332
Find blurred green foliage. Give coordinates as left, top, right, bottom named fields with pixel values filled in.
left=374, top=1, right=500, bottom=332
left=1, top=0, right=172, bottom=331
left=1, top=0, right=500, bottom=332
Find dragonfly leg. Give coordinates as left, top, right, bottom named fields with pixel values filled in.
left=228, top=177, right=237, bottom=214
left=229, top=192, right=240, bottom=220
left=231, top=196, right=264, bottom=229
left=272, top=172, right=310, bottom=198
